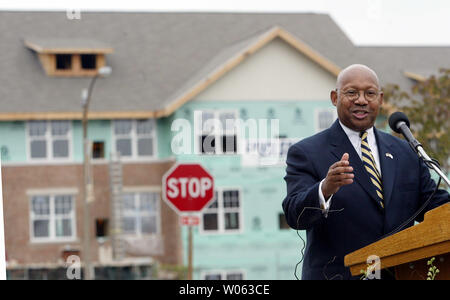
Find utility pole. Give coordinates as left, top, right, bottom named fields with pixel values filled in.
left=81, top=66, right=112, bottom=280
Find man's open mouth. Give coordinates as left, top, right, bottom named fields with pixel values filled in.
left=352, top=110, right=369, bottom=120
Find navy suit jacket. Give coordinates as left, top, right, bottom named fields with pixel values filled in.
left=283, top=120, right=449, bottom=280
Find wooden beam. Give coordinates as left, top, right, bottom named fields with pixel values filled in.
left=37, top=53, right=55, bottom=75
left=25, top=40, right=113, bottom=54
left=277, top=28, right=341, bottom=77
left=0, top=111, right=158, bottom=121
left=41, top=48, right=114, bottom=54
left=404, top=71, right=427, bottom=82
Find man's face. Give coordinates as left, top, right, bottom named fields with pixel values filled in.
left=331, top=68, right=383, bottom=132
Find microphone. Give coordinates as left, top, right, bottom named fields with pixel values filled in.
left=388, top=112, right=421, bottom=151
left=388, top=112, right=450, bottom=187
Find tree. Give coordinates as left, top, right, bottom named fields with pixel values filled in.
left=381, top=68, right=450, bottom=172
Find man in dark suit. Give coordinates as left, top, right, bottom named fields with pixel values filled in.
left=282, top=64, right=449, bottom=280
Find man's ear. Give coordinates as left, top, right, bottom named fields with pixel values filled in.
left=330, top=90, right=338, bottom=107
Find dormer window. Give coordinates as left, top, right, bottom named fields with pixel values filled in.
left=24, top=38, right=113, bottom=77
left=81, top=54, right=97, bottom=70
left=56, top=54, right=72, bottom=70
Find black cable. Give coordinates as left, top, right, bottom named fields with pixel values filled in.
left=376, top=157, right=445, bottom=241
left=293, top=157, right=446, bottom=280
left=294, top=206, right=344, bottom=280
left=322, top=256, right=344, bottom=280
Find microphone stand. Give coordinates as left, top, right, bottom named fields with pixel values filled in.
left=415, top=145, right=450, bottom=188
left=396, top=119, right=450, bottom=188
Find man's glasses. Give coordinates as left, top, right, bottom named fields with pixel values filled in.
left=337, top=89, right=381, bottom=102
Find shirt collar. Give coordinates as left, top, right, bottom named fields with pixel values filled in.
left=338, top=120, right=374, bottom=141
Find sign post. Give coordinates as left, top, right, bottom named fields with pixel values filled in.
left=162, top=163, right=214, bottom=280
left=0, top=157, right=6, bottom=280
left=187, top=225, right=193, bottom=280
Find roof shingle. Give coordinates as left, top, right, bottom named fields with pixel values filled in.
left=0, top=11, right=448, bottom=118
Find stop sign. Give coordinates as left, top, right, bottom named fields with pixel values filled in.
left=162, top=163, right=214, bottom=214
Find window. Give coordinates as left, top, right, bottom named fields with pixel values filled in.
left=203, top=192, right=219, bottom=231
left=55, top=54, right=98, bottom=71
left=92, top=141, right=105, bottom=159
left=204, top=273, right=222, bottom=280
left=223, top=190, right=240, bottom=230
left=196, top=110, right=238, bottom=155
left=113, top=119, right=156, bottom=159
left=242, top=137, right=298, bottom=167
left=202, top=270, right=245, bottom=280
left=122, top=192, right=160, bottom=236
left=81, top=54, right=97, bottom=69
left=96, top=218, right=109, bottom=238
left=226, top=272, right=244, bottom=280
left=28, top=121, right=72, bottom=160
left=30, top=194, right=76, bottom=242
left=315, top=108, right=337, bottom=132
left=24, top=40, right=111, bottom=77
left=56, top=54, right=72, bottom=70
left=201, top=188, right=242, bottom=234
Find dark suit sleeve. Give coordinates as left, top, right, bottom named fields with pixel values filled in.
left=282, top=143, right=324, bottom=230
left=416, top=157, right=450, bottom=222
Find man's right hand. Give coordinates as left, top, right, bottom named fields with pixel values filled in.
left=321, top=153, right=354, bottom=200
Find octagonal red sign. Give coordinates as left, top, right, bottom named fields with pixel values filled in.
left=162, top=163, right=214, bottom=214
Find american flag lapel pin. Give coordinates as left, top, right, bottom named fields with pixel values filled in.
left=385, top=153, right=393, bottom=159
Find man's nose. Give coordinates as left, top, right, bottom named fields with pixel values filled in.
left=354, top=91, right=368, bottom=104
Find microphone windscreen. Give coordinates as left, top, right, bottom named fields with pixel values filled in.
left=388, top=112, right=410, bottom=133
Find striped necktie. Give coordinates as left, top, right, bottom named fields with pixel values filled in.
left=360, top=131, right=384, bottom=209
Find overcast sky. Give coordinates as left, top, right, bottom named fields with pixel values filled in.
left=1, top=0, right=450, bottom=46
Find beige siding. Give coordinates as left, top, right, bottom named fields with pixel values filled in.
left=194, top=38, right=337, bottom=101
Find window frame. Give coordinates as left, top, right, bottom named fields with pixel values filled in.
left=121, top=190, right=161, bottom=238
left=201, top=269, right=246, bottom=280
left=26, top=120, right=73, bottom=162
left=50, top=53, right=103, bottom=77
left=199, top=187, right=243, bottom=235
left=29, top=192, right=77, bottom=243
left=92, top=141, right=105, bottom=160
left=241, top=137, right=300, bottom=167
left=55, top=54, right=73, bottom=70
left=80, top=54, right=97, bottom=70
left=194, top=109, right=239, bottom=155
left=111, top=119, right=158, bottom=161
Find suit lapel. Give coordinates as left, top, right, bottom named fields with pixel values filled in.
left=374, top=128, right=397, bottom=208
left=329, top=121, right=380, bottom=206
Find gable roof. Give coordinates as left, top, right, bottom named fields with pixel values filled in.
left=24, top=38, right=114, bottom=54
left=157, top=26, right=342, bottom=117
left=0, top=11, right=449, bottom=120
left=0, top=11, right=354, bottom=120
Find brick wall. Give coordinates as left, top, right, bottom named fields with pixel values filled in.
left=1, top=159, right=182, bottom=267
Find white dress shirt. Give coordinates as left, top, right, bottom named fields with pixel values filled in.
left=319, top=121, right=381, bottom=215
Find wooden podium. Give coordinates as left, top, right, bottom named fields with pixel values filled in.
left=345, top=203, right=450, bottom=280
